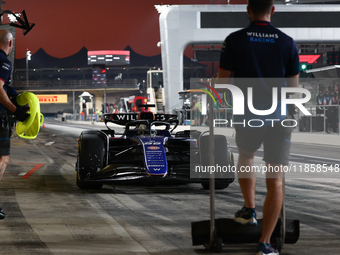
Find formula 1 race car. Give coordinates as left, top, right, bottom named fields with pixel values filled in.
left=75, top=106, right=234, bottom=190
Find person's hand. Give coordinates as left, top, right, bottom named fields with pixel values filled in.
left=14, top=106, right=30, bottom=122
left=211, top=73, right=219, bottom=86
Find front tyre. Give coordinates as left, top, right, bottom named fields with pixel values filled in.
left=76, top=169, right=103, bottom=190
left=76, top=131, right=106, bottom=190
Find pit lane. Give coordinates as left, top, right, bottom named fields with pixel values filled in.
left=1, top=119, right=339, bottom=254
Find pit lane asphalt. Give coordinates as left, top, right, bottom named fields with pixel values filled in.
left=1, top=119, right=339, bottom=254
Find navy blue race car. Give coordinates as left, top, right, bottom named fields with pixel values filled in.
left=75, top=109, right=234, bottom=190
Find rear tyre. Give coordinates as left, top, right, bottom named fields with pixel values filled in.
left=76, top=131, right=106, bottom=190
left=230, top=151, right=234, bottom=167
left=201, top=182, right=229, bottom=190
left=215, top=237, right=223, bottom=253
left=199, top=135, right=234, bottom=190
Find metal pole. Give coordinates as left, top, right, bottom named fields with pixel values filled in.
left=324, top=106, right=326, bottom=133
left=0, top=1, right=3, bottom=25
left=297, top=108, right=300, bottom=131
left=104, top=89, right=106, bottom=114
left=338, top=105, right=340, bottom=135
left=73, top=91, right=75, bottom=119
left=209, top=82, right=215, bottom=249
left=26, top=55, right=28, bottom=87
left=281, top=174, right=286, bottom=249
left=80, top=97, right=83, bottom=120
left=310, top=106, right=312, bottom=133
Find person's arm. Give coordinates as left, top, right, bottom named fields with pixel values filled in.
left=0, top=81, right=29, bottom=122
left=217, top=68, right=233, bottom=79
left=285, top=38, right=300, bottom=90
left=0, top=80, right=16, bottom=113
left=212, top=68, right=233, bottom=87
left=214, top=35, right=234, bottom=85
left=285, top=74, right=299, bottom=96
left=285, top=74, right=300, bottom=115
left=286, top=74, right=299, bottom=88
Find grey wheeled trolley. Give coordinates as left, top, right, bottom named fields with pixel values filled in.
left=190, top=87, right=299, bottom=252
left=191, top=169, right=300, bottom=253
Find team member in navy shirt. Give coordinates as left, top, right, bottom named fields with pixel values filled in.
left=215, top=1, right=299, bottom=254
left=0, top=29, right=29, bottom=219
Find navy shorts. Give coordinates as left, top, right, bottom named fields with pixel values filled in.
left=0, top=116, right=11, bottom=156
left=235, top=118, right=294, bottom=165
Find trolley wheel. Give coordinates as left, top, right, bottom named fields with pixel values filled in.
left=215, top=237, right=223, bottom=253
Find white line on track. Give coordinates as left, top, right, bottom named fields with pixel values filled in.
left=30, top=141, right=54, bottom=164
left=45, top=141, right=55, bottom=146
left=290, top=152, right=340, bottom=162
left=230, top=145, right=339, bottom=162
left=233, top=152, right=303, bottom=165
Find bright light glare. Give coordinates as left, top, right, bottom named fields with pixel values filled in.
left=26, top=50, right=31, bottom=61
left=154, top=4, right=170, bottom=14
left=8, top=13, right=21, bottom=23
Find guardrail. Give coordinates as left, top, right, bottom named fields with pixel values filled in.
left=297, top=105, right=339, bottom=134
left=58, top=113, right=102, bottom=122
left=62, top=105, right=339, bottom=135
left=13, top=79, right=139, bottom=89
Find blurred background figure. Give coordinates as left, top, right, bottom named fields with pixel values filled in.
left=316, top=84, right=324, bottom=115
left=191, top=96, right=201, bottom=126
left=324, top=85, right=333, bottom=133
left=330, top=82, right=339, bottom=133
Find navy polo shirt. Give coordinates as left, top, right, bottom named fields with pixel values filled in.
left=220, top=21, right=300, bottom=126
left=0, top=49, right=17, bottom=109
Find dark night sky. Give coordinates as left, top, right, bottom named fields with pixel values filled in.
left=3, top=0, right=246, bottom=59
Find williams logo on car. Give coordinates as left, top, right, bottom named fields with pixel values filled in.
left=148, top=146, right=160, bottom=150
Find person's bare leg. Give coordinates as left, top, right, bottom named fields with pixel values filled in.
left=237, top=147, right=256, bottom=208
left=0, top=155, right=9, bottom=181
left=0, top=155, right=9, bottom=219
left=259, top=163, right=284, bottom=244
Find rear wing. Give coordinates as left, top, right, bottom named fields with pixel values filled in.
left=104, top=113, right=177, bottom=126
